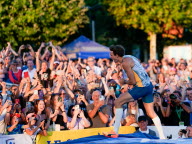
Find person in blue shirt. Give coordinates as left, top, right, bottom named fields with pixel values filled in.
left=7, top=115, right=23, bottom=135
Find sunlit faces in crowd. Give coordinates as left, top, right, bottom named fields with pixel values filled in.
left=34, top=99, right=45, bottom=114
left=41, top=61, right=48, bottom=72
left=186, top=89, right=192, bottom=101
left=27, top=60, right=34, bottom=70
left=4, top=56, right=11, bottom=66
left=92, top=90, right=101, bottom=103
left=87, top=57, right=95, bottom=67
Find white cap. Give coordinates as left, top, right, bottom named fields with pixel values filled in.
left=54, top=61, right=60, bottom=64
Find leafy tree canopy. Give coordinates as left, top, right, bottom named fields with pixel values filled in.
left=0, top=0, right=88, bottom=48
left=103, top=0, right=192, bottom=34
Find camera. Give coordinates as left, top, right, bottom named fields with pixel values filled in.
left=153, top=91, right=160, bottom=97
left=99, top=95, right=105, bottom=101
left=179, top=129, right=187, bottom=134
left=7, top=91, right=13, bottom=97
left=74, top=105, right=80, bottom=110
left=170, top=94, right=177, bottom=100
left=58, top=96, right=62, bottom=102
left=75, top=94, right=79, bottom=98
left=154, top=84, right=159, bottom=90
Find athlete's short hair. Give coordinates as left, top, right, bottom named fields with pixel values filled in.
left=109, top=45, right=125, bottom=57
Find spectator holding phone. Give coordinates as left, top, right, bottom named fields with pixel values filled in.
left=24, top=113, right=47, bottom=142
left=12, top=99, right=22, bottom=116
left=36, top=42, right=55, bottom=88
left=21, top=101, right=34, bottom=122
left=67, top=105, right=90, bottom=130
left=34, top=99, right=46, bottom=122
left=7, top=115, right=23, bottom=135
left=75, top=91, right=89, bottom=111
left=22, top=60, right=37, bottom=82
left=0, top=95, right=11, bottom=134
left=49, top=94, right=67, bottom=130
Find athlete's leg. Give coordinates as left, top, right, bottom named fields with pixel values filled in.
left=114, top=92, right=134, bottom=108
left=113, top=92, right=134, bottom=134
left=143, top=102, right=166, bottom=139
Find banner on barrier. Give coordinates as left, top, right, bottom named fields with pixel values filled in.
left=0, top=134, right=32, bottom=144
left=36, top=126, right=136, bottom=144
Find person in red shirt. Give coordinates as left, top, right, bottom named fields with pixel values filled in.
left=8, top=60, right=22, bottom=84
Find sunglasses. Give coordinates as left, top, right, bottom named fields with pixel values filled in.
left=60, top=93, right=66, bottom=95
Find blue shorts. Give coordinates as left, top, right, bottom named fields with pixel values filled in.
left=128, top=82, right=153, bottom=103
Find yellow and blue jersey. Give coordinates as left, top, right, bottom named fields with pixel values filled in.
left=123, top=55, right=150, bottom=87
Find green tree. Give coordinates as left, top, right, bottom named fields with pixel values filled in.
left=0, top=0, right=88, bottom=48
left=103, top=0, right=192, bottom=59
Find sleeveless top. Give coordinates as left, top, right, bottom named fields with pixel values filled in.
left=123, top=55, right=150, bottom=87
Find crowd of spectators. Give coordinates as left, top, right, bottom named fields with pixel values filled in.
left=0, top=42, right=192, bottom=142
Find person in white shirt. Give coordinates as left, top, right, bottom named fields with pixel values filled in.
left=86, top=57, right=101, bottom=76
left=67, top=105, right=90, bottom=130
left=22, top=60, right=36, bottom=82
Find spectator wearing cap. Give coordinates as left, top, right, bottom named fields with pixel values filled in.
left=53, top=61, right=60, bottom=68
left=22, top=60, right=37, bottom=82
left=8, top=60, right=22, bottom=84
left=135, top=116, right=157, bottom=137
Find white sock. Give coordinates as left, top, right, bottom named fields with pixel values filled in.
left=114, top=108, right=123, bottom=134
left=152, top=116, right=166, bottom=139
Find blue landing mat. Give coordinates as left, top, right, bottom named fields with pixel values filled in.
left=59, top=133, right=192, bottom=144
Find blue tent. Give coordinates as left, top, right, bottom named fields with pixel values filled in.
left=62, top=35, right=110, bottom=59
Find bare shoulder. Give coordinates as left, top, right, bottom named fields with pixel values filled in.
left=122, top=57, right=134, bottom=68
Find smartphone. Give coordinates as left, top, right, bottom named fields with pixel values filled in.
left=99, top=95, right=105, bottom=101
left=7, top=96, right=12, bottom=101
left=45, top=42, right=50, bottom=47
left=75, top=94, right=79, bottom=98
left=26, top=102, right=32, bottom=108
left=74, top=105, right=80, bottom=110
left=109, top=86, right=114, bottom=90
left=7, top=91, right=13, bottom=96
left=24, top=71, right=29, bottom=78
left=58, top=96, right=62, bottom=102
left=109, top=87, right=114, bottom=93
left=34, top=90, right=38, bottom=95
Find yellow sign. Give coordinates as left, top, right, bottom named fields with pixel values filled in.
left=36, top=126, right=136, bottom=144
